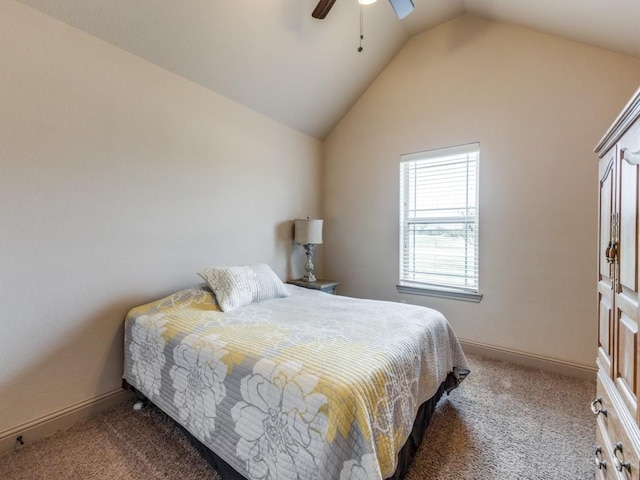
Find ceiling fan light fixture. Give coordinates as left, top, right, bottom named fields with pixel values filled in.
left=358, top=0, right=378, bottom=5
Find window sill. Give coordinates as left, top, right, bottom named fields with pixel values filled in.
left=396, top=284, right=483, bottom=303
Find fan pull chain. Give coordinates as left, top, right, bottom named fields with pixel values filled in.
left=358, top=6, right=364, bottom=52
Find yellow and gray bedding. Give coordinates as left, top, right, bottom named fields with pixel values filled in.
left=123, top=284, right=468, bottom=480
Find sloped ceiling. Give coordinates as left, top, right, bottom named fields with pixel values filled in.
left=15, top=0, right=640, bottom=139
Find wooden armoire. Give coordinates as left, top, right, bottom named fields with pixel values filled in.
left=594, top=87, right=640, bottom=479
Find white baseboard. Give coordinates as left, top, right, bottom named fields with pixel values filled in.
left=0, top=387, right=134, bottom=453
left=460, top=339, right=597, bottom=381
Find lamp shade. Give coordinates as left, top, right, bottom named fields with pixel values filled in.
left=294, top=218, right=323, bottom=244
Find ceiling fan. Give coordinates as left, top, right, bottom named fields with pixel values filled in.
left=312, top=0, right=415, bottom=20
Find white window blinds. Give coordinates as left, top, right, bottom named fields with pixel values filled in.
left=399, top=143, right=479, bottom=292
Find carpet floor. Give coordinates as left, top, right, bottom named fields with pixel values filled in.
left=0, top=354, right=596, bottom=479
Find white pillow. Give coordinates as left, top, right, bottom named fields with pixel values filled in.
left=198, top=263, right=289, bottom=312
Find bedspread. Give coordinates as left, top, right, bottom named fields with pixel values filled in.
left=123, top=284, right=469, bottom=480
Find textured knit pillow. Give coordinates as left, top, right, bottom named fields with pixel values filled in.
left=198, top=263, right=289, bottom=312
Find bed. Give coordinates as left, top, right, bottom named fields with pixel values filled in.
left=123, top=270, right=469, bottom=480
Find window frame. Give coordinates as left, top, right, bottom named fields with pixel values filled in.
left=397, top=143, right=482, bottom=303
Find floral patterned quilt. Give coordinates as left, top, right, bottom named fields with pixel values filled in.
left=123, top=284, right=469, bottom=480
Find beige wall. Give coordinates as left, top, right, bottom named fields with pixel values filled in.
left=0, top=1, right=321, bottom=436
left=323, top=15, right=640, bottom=368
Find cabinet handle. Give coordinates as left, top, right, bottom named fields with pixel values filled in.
left=595, top=446, right=607, bottom=470
left=590, top=397, right=608, bottom=417
left=605, top=241, right=618, bottom=264
left=613, top=442, right=631, bottom=473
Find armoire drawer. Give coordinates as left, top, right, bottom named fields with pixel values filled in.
left=596, top=423, right=616, bottom=480
left=595, top=374, right=613, bottom=433
left=596, top=373, right=640, bottom=479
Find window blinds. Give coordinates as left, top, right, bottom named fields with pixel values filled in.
left=399, top=143, right=479, bottom=292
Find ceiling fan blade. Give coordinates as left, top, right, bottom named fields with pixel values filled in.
left=312, top=0, right=338, bottom=19
left=388, top=0, right=414, bottom=19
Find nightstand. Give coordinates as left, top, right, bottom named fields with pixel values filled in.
left=287, top=279, right=339, bottom=295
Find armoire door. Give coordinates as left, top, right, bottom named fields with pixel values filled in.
left=615, top=127, right=640, bottom=422
left=598, top=152, right=616, bottom=376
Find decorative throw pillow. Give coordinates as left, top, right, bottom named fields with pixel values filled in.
left=198, top=263, right=289, bottom=312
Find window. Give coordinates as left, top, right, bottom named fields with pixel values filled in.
left=398, top=143, right=481, bottom=302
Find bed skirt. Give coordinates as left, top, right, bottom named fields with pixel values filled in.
left=159, top=370, right=460, bottom=480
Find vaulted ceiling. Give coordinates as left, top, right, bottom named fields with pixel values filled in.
left=15, top=0, right=640, bottom=139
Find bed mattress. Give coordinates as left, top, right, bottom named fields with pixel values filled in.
left=123, top=284, right=469, bottom=480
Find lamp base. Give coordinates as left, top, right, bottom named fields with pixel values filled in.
left=303, top=244, right=317, bottom=283
left=302, top=272, right=317, bottom=282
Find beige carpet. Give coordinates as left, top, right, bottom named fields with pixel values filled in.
left=0, top=354, right=596, bottom=480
